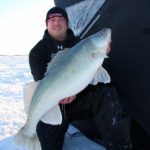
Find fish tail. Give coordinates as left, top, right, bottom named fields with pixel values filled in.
left=13, top=127, right=41, bottom=150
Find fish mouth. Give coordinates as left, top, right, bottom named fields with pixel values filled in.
left=100, top=28, right=111, bottom=40
left=88, top=28, right=112, bottom=54
left=98, top=28, right=111, bottom=54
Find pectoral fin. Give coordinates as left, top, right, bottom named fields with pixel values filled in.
left=90, top=66, right=111, bottom=85
left=23, top=81, right=40, bottom=113
left=40, top=104, right=62, bottom=125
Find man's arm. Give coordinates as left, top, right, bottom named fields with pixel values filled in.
left=29, top=49, right=47, bottom=81
left=59, top=95, right=76, bottom=104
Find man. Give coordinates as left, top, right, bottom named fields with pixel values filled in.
left=29, top=6, right=131, bottom=150
left=29, top=7, right=78, bottom=150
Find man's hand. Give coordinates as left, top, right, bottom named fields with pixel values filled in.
left=59, top=95, right=76, bottom=104
left=106, top=40, right=112, bottom=54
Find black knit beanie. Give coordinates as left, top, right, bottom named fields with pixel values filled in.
left=46, top=7, right=68, bottom=23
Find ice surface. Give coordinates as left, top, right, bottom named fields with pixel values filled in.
left=0, top=56, right=105, bottom=150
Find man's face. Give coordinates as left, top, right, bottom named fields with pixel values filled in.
left=46, top=16, right=68, bottom=41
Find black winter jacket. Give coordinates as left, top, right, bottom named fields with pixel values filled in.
left=29, top=28, right=79, bottom=81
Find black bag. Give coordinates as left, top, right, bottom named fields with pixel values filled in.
left=72, top=84, right=132, bottom=150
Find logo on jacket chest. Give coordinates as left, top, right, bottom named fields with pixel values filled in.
left=50, top=45, right=64, bottom=60
left=57, top=45, right=64, bottom=50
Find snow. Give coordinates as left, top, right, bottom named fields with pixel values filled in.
left=66, top=0, right=105, bottom=36
left=0, top=56, right=105, bottom=150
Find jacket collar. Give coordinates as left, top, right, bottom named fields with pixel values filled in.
left=43, top=28, right=77, bottom=48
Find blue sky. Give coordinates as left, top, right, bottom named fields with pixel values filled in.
left=0, top=0, right=54, bottom=55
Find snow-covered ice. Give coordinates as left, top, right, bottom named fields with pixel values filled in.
left=0, top=55, right=105, bottom=150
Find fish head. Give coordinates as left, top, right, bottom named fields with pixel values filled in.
left=90, top=28, right=111, bottom=55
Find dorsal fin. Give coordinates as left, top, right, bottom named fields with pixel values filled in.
left=45, top=49, right=69, bottom=75
left=23, top=81, right=40, bottom=113
left=23, top=81, right=62, bottom=125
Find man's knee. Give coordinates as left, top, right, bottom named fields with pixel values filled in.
left=36, top=120, right=69, bottom=150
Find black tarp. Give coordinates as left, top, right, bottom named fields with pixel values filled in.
left=54, top=0, right=83, bottom=8
left=54, top=0, right=150, bottom=137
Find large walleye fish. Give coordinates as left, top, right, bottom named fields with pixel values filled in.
left=14, top=28, right=111, bottom=150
